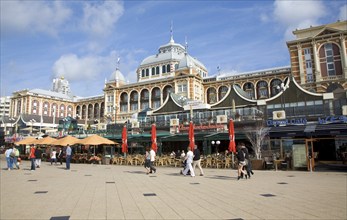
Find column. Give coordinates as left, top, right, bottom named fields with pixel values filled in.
left=340, top=36, right=347, bottom=79
left=312, top=41, right=322, bottom=82
left=297, top=44, right=305, bottom=83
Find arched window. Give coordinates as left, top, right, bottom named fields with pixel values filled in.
left=88, top=104, right=93, bottom=119
left=319, top=43, right=342, bottom=77
left=67, top=105, right=73, bottom=117
left=218, top=86, right=228, bottom=101
left=76, top=106, right=81, bottom=119
left=120, top=92, right=128, bottom=112
left=151, top=67, right=155, bottom=76
left=257, top=81, right=268, bottom=99
left=32, top=100, right=39, bottom=114
left=140, top=89, right=149, bottom=110
left=207, top=87, right=217, bottom=104
left=130, top=91, right=138, bottom=111
left=151, top=87, right=161, bottom=109
left=43, top=102, right=49, bottom=115
left=82, top=105, right=87, bottom=119
left=270, top=79, right=282, bottom=97
left=243, top=82, right=255, bottom=99
left=163, top=86, right=172, bottom=101
left=52, top=103, right=57, bottom=117
left=93, top=103, right=99, bottom=118
left=59, top=104, right=65, bottom=117
left=141, top=69, right=145, bottom=78
left=145, top=69, right=149, bottom=77
left=156, top=66, right=159, bottom=75
left=167, top=64, right=171, bottom=73
left=162, top=65, right=166, bottom=73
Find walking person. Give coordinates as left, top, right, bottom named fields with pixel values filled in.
left=236, top=144, right=248, bottom=180
left=29, top=145, right=36, bottom=171
left=241, top=143, right=254, bottom=177
left=5, top=147, right=13, bottom=170
left=35, top=146, right=42, bottom=168
left=149, top=147, right=156, bottom=174
left=182, top=146, right=195, bottom=177
left=65, top=144, right=72, bottom=170
left=192, top=145, right=204, bottom=176
left=57, top=148, right=63, bottom=165
left=50, top=148, right=57, bottom=165
left=12, top=145, right=20, bottom=169
left=144, top=147, right=151, bottom=174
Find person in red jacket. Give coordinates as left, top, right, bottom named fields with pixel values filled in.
left=29, top=144, right=36, bottom=171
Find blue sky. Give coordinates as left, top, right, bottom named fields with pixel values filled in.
left=1, top=0, right=346, bottom=97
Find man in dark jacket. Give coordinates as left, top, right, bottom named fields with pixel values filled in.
left=192, top=145, right=204, bottom=176
left=35, top=147, right=42, bottom=168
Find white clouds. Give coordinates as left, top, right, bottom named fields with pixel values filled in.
left=52, top=54, right=112, bottom=81
left=81, top=1, right=124, bottom=37
left=339, top=4, right=347, bottom=21
left=0, top=1, right=72, bottom=36
left=273, top=0, right=327, bottom=40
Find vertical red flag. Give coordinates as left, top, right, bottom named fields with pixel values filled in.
left=189, top=121, right=195, bottom=151
left=228, top=119, right=236, bottom=153
left=151, top=124, right=158, bottom=152
left=121, top=125, right=128, bottom=153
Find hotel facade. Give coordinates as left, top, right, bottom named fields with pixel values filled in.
left=2, top=21, right=347, bottom=170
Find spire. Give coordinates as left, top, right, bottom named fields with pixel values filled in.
left=185, top=36, right=188, bottom=54
left=116, top=57, right=120, bottom=70
left=170, top=20, right=174, bottom=43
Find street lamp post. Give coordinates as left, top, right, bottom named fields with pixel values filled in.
left=211, top=140, right=221, bottom=154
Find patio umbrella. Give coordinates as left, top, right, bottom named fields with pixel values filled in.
left=51, top=135, right=80, bottom=146
left=228, top=119, right=236, bottom=153
left=34, top=136, right=57, bottom=146
left=188, top=121, right=195, bottom=151
left=14, top=137, right=37, bottom=145
left=151, top=124, right=157, bottom=152
left=77, top=134, right=117, bottom=145
left=121, top=125, right=128, bottom=154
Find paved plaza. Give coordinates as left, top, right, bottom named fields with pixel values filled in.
left=1, top=156, right=346, bottom=220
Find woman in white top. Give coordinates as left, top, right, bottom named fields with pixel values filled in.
left=51, top=149, right=57, bottom=165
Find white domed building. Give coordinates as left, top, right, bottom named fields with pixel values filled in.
left=104, top=35, right=208, bottom=123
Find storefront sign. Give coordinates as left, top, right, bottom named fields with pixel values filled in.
left=179, top=124, right=225, bottom=131
left=318, top=116, right=347, bottom=124
left=267, top=118, right=307, bottom=126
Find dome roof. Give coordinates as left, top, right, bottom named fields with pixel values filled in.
left=109, top=68, right=126, bottom=83
left=140, top=38, right=186, bottom=66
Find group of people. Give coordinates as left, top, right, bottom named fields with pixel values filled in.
left=5, top=144, right=73, bottom=171
left=236, top=142, right=254, bottom=180
left=5, top=145, right=20, bottom=170
left=180, top=145, right=204, bottom=177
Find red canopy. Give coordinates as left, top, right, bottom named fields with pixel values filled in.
left=228, top=119, right=236, bottom=153
left=188, top=121, right=195, bottom=151
left=151, top=124, right=157, bottom=152
left=121, top=125, right=128, bottom=153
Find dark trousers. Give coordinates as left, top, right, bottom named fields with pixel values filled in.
left=30, top=158, right=36, bottom=170
left=66, top=155, right=71, bottom=170
left=149, top=161, right=156, bottom=173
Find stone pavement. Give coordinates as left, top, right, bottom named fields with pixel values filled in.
left=1, top=156, right=346, bottom=220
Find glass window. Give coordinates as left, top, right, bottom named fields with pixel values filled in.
left=306, top=101, right=314, bottom=106
left=298, top=102, right=305, bottom=106
left=162, top=65, right=166, bottom=73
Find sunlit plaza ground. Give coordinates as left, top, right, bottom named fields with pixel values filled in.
left=1, top=155, right=346, bottom=220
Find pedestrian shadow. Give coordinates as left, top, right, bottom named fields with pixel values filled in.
left=124, top=171, right=146, bottom=174
left=50, top=216, right=70, bottom=220
left=166, top=173, right=181, bottom=176
left=206, top=175, right=234, bottom=180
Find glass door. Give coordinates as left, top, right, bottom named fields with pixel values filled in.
left=306, top=139, right=315, bottom=171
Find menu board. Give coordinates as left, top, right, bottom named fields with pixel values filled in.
left=292, top=144, right=307, bottom=168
